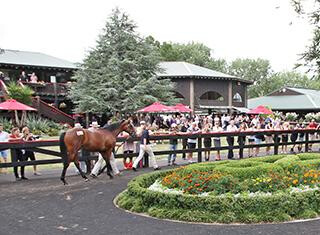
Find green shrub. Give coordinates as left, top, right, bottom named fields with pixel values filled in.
left=117, top=154, right=320, bottom=224
left=0, top=117, right=13, bottom=132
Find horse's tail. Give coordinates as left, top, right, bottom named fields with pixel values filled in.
left=59, top=132, right=67, bottom=164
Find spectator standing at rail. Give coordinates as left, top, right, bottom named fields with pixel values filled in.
left=254, top=123, right=264, bottom=157
left=180, top=121, right=189, bottom=160
left=168, top=123, right=178, bottom=166
left=202, top=123, right=212, bottom=161
left=19, top=71, right=28, bottom=82
left=132, top=121, right=160, bottom=171
left=186, top=122, right=201, bottom=163
left=281, top=122, right=290, bottom=154
left=0, top=124, right=9, bottom=174
left=21, top=127, right=41, bottom=176
left=226, top=120, right=238, bottom=159
left=264, top=121, right=274, bottom=155
left=9, top=127, right=28, bottom=181
left=212, top=120, right=223, bottom=161
left=308, top=119, right=317, bottom=151
left=298, top=124, right=305, bottom=152
left=290, top=123, right=299, bottom=153
left=30, top=72, right=38, bottom=83
left=247, top=124, right=255, bottom=158
left=237, top=122, right=248, bottom=159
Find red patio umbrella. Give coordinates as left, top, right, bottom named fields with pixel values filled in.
left=137, top=102, right=174, bottom=113
left=247, top=105, right=272, bottom=115
left=172, top=103, right=192, bottom=113
left=0, top=99, right=36, bottom=111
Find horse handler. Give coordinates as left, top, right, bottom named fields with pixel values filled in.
left=90, top=152, right=120, bottom=178
left=132, top=121, right=160, bottom=171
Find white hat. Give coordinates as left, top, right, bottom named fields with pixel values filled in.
left=90, top=121, right=100, bottom=127
left=140, top=121, right=146, bottom=125
left=74, top=123, right=82, bottom=128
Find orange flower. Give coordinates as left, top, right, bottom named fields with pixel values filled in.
left=188, top=179, right=192, bottom=183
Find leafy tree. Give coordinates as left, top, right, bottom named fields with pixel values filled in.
left=7, top=82, right=34, bottom=127
left=70, top=8, right=178, bottom=114
left=228, top=58, right=272, bottom=98
left=258, top=71, right=320, bottom=96
left=292, top=0, right=320, bottom=77
left=158, top=41, right=228, bottom=73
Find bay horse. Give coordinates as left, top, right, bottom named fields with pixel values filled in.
left=59, top=119, right=136, bottom=185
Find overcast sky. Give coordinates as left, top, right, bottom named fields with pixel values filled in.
left=0, top=0, right=313, bottom=72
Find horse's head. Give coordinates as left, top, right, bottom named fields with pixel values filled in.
left=121, top=119, right=136, bottom=137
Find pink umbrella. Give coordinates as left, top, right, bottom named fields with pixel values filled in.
left=172, top=103, right=192, bottom=113
left=0, top=99, right=36, bottom=111
left=137, top=102, right=174, bottom=113
left=247, top=105, right=272, bottom=115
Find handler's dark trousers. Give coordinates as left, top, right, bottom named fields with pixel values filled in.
left=227, top=137, right=234, bottom=159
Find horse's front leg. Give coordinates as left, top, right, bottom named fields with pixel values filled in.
left=100, top=151, right=113, bottom=179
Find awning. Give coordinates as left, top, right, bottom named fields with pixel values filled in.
left=233, top=107, right=250, bottom=113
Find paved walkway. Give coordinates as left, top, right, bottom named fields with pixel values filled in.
left=0, top=163, right=320, bottom=235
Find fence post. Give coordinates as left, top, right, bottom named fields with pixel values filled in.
left=11, top=149, right=17, bottom=176
left=239, top=134, right=244, bottom=159
left=274, top=134, right=279, bottom=155
left=305, top=132, right=309, bottom=152
left=198, top=135, right=202, bottom=162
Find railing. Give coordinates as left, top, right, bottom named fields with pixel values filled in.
left=0, top=129, right=319, bottom=172
left=31, top=97, right=74, bottom=124
left=21, top=82, right=69, bottom=97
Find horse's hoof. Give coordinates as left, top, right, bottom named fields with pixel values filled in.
left=84, top=178, right=89, bottom=182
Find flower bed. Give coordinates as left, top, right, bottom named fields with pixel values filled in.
left=116, top=153, right=320, bottom=223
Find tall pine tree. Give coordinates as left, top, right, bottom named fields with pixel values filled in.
left=70, top=8, right=178, bottom=114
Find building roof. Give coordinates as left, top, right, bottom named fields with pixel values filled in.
left=248, top=87, right=320, bottom=110
left=157, top=62, right=252, bottom=84
left=0, top=49, right=77, bottom=70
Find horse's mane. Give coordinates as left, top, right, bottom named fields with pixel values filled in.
left=102, top=121, right=123, bottom=131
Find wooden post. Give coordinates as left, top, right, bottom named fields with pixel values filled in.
left=305, top=132, right=309, bottom=152
left=228, top=81, right=233, bottom=114
left=197, top=136, right=202, bottom=162
left=274, top=134, right=279, bottom=155
left=239, top=134, right=244, bottom=159
left=190, top=78, right=195, bottom=112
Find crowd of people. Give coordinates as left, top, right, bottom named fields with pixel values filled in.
left=0, top=124, right=41, bottom=180
left=1, top=112, right=320, bottom=181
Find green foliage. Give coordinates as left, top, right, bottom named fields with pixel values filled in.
left=292, top=0, right=320, bottom=77
left=158, top=41, right=228, bottom=73
left=7, top=82, right=34, bottom=105
left=25, top=114, right=63, bottom=136
left=0, top=117, right=13, bottom=132
left=70, top=8, right=179, bottom=114
left=117, top=154, right=320, bottom=223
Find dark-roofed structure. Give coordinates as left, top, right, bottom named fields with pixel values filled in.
left=0, top=49, right=77, bottom=83
left=158, top=62, right=252, bottom=113
left=248, top=87, right=320, bottom=114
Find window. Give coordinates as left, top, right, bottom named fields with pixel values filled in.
left=174, top=91, right=185, bottom=99
left=233, top=93, right=242, bottom=102
left=200, top=91, right=224, bottom=101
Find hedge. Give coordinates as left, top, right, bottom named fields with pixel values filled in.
left=116, top=153, right=320, bottom=223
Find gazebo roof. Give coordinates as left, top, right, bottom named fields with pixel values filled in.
left=0, top=49, right=77, bottom=70
left=157, top=62, right=252, bottom=84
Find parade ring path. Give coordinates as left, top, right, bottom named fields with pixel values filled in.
left=1, top=166, right=320, bottom=235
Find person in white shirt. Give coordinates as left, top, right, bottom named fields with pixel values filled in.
left=226, top=120, right=238, bottom=159
left=212, top=121, right=223, bottom=160
left=186, top=122, right=200, bottom=163
left=0, top=124, right=9, bottom=173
